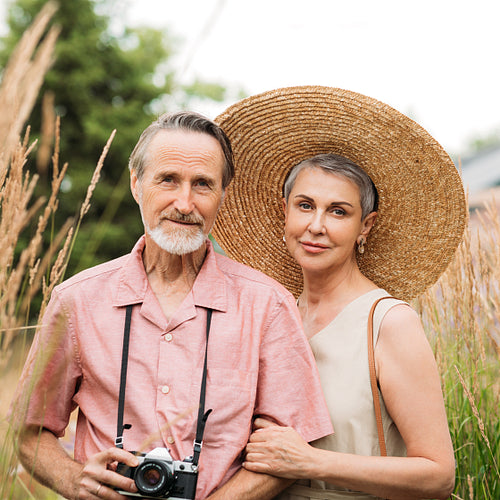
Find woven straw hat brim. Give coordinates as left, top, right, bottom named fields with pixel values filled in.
left=212, top=86, right=467, bottom=300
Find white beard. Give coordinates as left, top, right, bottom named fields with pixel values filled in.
left=136, top=182, right=210, bottom=255
left=145, top=222, right=205, bottom=255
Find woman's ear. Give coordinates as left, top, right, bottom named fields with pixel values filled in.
left=282, top=197, right=288, bottom=223
left=361, top=211, right=377, bottom=236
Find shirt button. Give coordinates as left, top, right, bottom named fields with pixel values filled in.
left=161, top=385, right=170, bottom=394
left=167, top=436, right=175, bottom=444
left=165, top=333, right=173, bottom=342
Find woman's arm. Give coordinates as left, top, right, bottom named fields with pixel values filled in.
left=244, top=305, right=455, bottom=500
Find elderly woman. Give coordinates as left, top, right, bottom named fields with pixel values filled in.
left=212, top=87, right=466, bottom=500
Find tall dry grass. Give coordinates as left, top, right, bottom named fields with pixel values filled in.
left=0, top=1, right=60, bottom=369
left=0, top=3, right=499, bottom=500
left=0, top=3, right=114, bottom=498
left=416, top=203, right=500, bottom=499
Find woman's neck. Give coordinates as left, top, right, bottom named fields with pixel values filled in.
left=298, top=265, right=377, bottom=338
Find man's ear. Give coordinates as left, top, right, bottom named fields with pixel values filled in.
left=130, top=169, right=140, bottom=204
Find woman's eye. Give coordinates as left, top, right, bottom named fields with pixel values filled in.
left=332, top=208, right=345, bottom=216
left=298, top=202, right=312, bottom=210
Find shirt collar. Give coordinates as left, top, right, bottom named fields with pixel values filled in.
left=113, top=235, right=227, bottom=312
left=113, top=236, right=149, bottom=307
left=191, top=240, right=227, bottom=312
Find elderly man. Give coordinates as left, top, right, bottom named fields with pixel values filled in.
left=14, top=111, right=332, bottom=500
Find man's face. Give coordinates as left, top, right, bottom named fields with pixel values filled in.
left=130, top=129, right=225, bottom=255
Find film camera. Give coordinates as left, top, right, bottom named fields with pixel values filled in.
left=116, top=447, right=198, bottom=499
left=114, top=306, right=213, bottom=498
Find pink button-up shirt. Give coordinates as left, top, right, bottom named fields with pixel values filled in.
left=19, top=237, right=333, bottom=498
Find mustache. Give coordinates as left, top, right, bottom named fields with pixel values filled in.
left=161, top=210, right=204, bottom=225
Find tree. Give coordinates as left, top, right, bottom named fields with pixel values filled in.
left=0, top=0, right=230, bottom=273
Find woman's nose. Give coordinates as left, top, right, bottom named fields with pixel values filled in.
left=308, top=211, right=326, bottom=234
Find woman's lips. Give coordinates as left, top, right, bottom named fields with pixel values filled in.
left=300, top=241, right=329, bottom=253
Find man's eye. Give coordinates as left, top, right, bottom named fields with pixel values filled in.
left=196, top=179, right=210, bottom=188
left=162, top=177, right=173, bottom=183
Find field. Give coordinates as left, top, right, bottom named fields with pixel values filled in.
left=1, top=5, right=499, bottom=500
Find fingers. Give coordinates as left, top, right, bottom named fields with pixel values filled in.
left=244, top=445, right=281, bottom=474
left=243, top=449, right=295, bottom=478
left=249, top=424, right=292, bottom=443
left=243, top=458, right=273, bottom=474
left=87, top=481, right=132, bottom=499
left=78, top=478, right=128, bottom=499
left=95, top=447, right=140, bottom=468
left=245, top=445, right=272, bottom=462
left=245, top=427, right=313, bottom=480
left=252, top=417, right=279, bottom=430
left=78, top=447, right=139, bottom=499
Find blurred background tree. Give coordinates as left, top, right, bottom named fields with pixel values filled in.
left=0, top=0, right=232, bottom=274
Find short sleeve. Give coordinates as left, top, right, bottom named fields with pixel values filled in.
left=11, top=289, right=82, bottom=438
left=255, top=292, right=333, bottom=442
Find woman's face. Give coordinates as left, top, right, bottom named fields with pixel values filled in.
left=283, top=167, right=376, bottom=275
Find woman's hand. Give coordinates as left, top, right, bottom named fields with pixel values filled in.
left=243, top=418, right=316, bottom=479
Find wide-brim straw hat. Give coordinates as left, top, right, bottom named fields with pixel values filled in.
left=212, top=86, right=467, bottom=300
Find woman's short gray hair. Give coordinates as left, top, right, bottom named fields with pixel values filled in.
left=128, top=111, right=234, bottom=189
left=283, top=153, right=379, bottom=219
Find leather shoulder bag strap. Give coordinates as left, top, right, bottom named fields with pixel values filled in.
left=367, top=295, right=395, bottom=457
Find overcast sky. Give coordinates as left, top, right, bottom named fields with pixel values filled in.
left=2, top=0, right=499, bottom=156
left=123, top=0, right=500, bottom=157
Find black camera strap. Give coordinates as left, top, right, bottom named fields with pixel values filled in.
left=115, top=304, right=213, bottom=467
left=193, top=308, right=213, bottom=466
left=115, top=304, right=133, bottom=449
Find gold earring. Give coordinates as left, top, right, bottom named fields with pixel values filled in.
left=358, top=237, right=365, bottom=254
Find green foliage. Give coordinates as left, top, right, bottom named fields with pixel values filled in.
left=468, top=130, right=500, bottom=154
left=0, top=0, right=232, bottom=276
left=183, top=79, right=227, bottom=102
left=447, top=362, right=500, bottom=497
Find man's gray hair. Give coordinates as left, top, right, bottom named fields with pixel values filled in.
left=283, top=153, right=379, bottom=219
left=129, top=111, right=234, bottom=188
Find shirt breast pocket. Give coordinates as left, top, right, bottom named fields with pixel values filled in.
left=190, top=367, right=257, bottom=449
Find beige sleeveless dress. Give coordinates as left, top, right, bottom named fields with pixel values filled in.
left=278, top=289, right=407, bottom=500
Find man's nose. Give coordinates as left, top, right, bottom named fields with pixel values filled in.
left=173, top=184, right=194, bottom=214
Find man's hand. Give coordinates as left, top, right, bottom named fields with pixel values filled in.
left=17, top=426, right=140, bottom=499
left=74, top=447, right=139, bottom=499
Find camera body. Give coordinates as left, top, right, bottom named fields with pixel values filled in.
left=116, top=447, right=198, bottom=499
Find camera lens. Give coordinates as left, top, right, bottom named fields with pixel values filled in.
left=143, top=467, right=161, bottom=486
left=135, top=460, right=174, bottom=496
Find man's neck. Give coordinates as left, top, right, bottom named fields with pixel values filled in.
left=142, top=236, right=207, bottom=320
